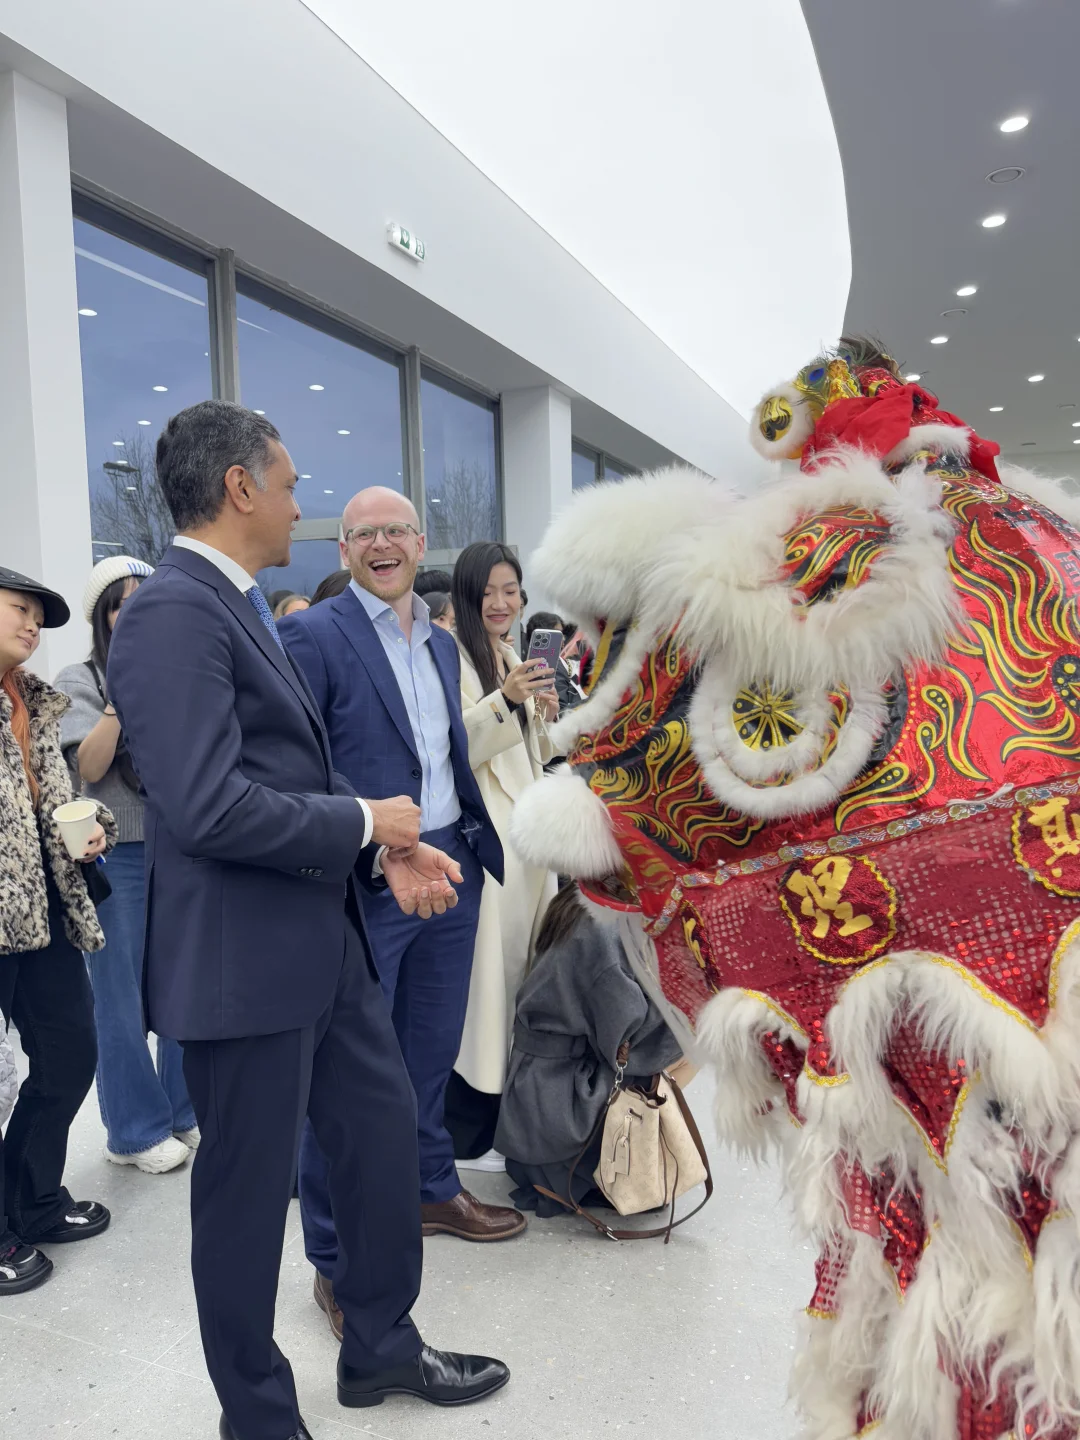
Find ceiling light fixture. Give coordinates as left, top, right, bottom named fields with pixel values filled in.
left=905, top=372, right=921, bottom=382
left=931, top=335, right=949, bottom=345
left=152, top=385, right=168, bottom=392
left=309, top=384, right=325, bottom=391
left=999, top=115, right=1029, bottom=133
left=956, top=285, right=978, bottom=297
left=1028, top=374, right=1045, bottom=383
left=337, top=429, right=351, bottom=435
left=253, top=409, right=266, bottom=415
left=1021, top=442, right=1037, bottom=448
left=941, top=309, right=968, bottom=318
left=981, top=214, right=1007, bottom=228
left=989, top=406, right=1004, bottom=412
left=112, top=440, right=125, bottom=447
left=78, top=307, right=97, bottom=316
left=987, top=168, right=1025, bottom=184
left=137, top=419, right=151, bottom=426
left=323, top=489, right=334, bottom=494
left=300, top=473, right=312, bottom=479
left=125, top=485, right=138, bottom=491
left=1073, top=422, right=1080, bottom=428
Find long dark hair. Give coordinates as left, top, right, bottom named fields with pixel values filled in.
left=533, top=883, right=589, bottom=957
left=452, top=541, right=522, bottom=699
left=89, top=578, right=142, bottom=792
left=90, top=578, right=136, bottom=674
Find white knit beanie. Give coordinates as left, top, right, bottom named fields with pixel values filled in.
left=82, top=556, right=155, bottom=622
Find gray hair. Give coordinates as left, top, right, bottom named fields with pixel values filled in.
left=155, top=400, right=281, bottom=531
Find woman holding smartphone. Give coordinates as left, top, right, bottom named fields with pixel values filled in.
left=447, top=542, right=559, bottom=1169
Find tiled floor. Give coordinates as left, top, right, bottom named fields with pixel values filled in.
left=1, top=1039, right=812, bottom=1439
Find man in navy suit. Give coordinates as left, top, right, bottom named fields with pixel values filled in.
left=108, top=403, right=509, bottom=1440
left=279, top=488, right=525, bottom=1338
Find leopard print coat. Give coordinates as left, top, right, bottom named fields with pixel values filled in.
left=0, top=669, right=117, bottom=955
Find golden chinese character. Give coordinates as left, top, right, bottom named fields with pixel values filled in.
left=786, top=857, right=873, bottom=940
left=1027, top=796, right=1080, bottom=878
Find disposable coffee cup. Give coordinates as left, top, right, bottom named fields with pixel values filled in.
left=52, top=800, right=99, bottom=859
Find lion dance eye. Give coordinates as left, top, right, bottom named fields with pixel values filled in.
left=760, top=395, right=793, bottom=443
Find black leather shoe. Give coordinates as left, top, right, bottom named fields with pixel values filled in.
left=35, top=1200, right=110, bottom=1244
left=338, top=1344, right=510, bottom=1408
left=0, top=1241, right=53, bottom=1295
left=219, top=1415, right=313, bottom=1439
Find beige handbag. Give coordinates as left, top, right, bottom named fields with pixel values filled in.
left=536, top=1042, right=713, bottom=1242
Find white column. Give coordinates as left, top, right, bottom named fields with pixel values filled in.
left=500, top=386, right=573, bottom=613
left=0, top=72, right=91, bottom=678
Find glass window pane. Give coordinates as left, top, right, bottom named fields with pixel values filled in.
left=603, top=460, right=627, bottom=481
left=75, top=218, right=212, bottom=566
left=572, top=444, right=598, bottom=491
left=257, top=538, right=342, bottom=602
left=237, top=285, right=405, bottom=532
left=421, top=370, right=499, bottom=548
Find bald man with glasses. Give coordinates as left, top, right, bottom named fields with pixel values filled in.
left=279, top=488, right=524, bottom=1339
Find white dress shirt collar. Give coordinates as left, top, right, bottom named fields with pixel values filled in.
left=348, top=578, right=431, bottom=636
left=173, top=536, right=257, bottom=595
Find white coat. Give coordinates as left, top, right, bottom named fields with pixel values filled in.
left=454, top=640, right=557, bottom=1094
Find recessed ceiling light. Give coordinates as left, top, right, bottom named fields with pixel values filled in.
left=941, top=309, right=967, bottom=318
left=112, top=440, right=125, bottom=447
left=300, top=473, right=312, bottom=479
left=153, top=385, right=168, bottom=392
left=337, top=429, right=351, bottom=435
left=989, top=406, right=1004, bottom=412
left=999, top=115, right=1029, bottom=133
left=1028, top=374, right=1045, bottom=383
left=930, top=335, right=949, bottom=345
left=78, top=307, right=97, bottom=316
left=956, top=285, right=978, bottom=297
left=253, top=409, right=266, bottom=415
left=981, top=214, right=1007, bottom=228
left=309, top=384, right=325, bottom=391
left=323, top=489, right=334, bottom=494
left=1074, top=439, right=1080, bottom=446
left=987, top=168, right=1025, bottom=185
left=137, top=419, right=151, bottom=426
left=905, top=372, right=921, bottom=382
left=125, top=485, right=138, bottom=491
left=1072, top=422, right=1080, bottom=428
left=1021, top=441, right=1037, bottom=447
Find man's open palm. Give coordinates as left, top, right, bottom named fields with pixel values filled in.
left=383, top=843, right=463, bottom=919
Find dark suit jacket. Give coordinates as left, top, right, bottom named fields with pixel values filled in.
left=279, top=587, right=504, bottom=884
left=107, top=545, right=379, bottom=1042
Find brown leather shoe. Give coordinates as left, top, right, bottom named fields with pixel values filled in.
left=421, top=1189, right=527, bottom=1242
left=313, top=1269, right=344, bottom=1343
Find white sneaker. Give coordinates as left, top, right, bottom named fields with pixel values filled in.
left=457, top=1148, right=506, bottom=1174
left=104, top=1137, right=190, bottom=1174
left=174, top=1126, right=201, bottom=1150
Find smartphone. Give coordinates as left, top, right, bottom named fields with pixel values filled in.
left=526, top=627, right=563, bottom=686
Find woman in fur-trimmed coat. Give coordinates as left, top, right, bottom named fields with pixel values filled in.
left=0, top=569, right=116, bottom=1298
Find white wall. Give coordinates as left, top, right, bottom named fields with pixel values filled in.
left=1003, top=452, right=1080, bottom=491
left=0, top=0, right=847, bottom=481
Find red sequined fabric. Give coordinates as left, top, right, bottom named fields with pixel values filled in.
left=565, top=434, right=1080, bottom=1436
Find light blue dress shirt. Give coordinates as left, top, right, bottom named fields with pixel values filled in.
left=349, top=579, right=461, bottom=833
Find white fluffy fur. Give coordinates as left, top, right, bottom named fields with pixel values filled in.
left=1000, top=462, right=1080, bottom=532
left=694, top=987, right=802, bottom=1159
left=639, top=450, right=959, bottom=696
left=691, top=672, right=888, bottom=821
left=882, top=423, right=971, bottom=468
left=509, top=765, right=623, bottom=878
left=529, top=467, right=740, bottom=632
left=750, top=381, right=820, bottom=462
left=1028, top=1213, right=1080, bottom=1429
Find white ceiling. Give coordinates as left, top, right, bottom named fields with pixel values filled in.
left=300, top=0, right=850, bottom=419
left=802, top=0, right=1080, bottom=464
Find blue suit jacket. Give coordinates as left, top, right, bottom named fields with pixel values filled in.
left=279, top=588, right=504, bottom=884
left=107, top=545, right=380, bottom=1042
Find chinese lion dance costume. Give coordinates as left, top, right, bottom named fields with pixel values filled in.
left=512, top=340, right=1080, bottom=1440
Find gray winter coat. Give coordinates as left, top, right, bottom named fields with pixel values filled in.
left=0, top=670, right=116, bottom=955
left=495, top=914, right=680, bottom=1169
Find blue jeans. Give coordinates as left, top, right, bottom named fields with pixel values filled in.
left=86, top=841, right=195, bottom=1154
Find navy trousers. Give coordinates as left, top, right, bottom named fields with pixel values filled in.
left=300, top=827, right=481, bottom=1276
left=181, top=896, right=423, bottom=1440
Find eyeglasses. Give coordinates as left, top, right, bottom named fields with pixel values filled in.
left=343, top=523, right=419, bottom=547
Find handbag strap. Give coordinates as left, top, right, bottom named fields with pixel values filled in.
left=535, top=1064, right=713, bottom=1243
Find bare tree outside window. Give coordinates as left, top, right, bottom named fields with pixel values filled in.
left=426, top=459, right=498, bottom=549
left=90, top=430, right=175, bottom=565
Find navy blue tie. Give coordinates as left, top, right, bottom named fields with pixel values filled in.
left=246, top=585, right=285, bottom=653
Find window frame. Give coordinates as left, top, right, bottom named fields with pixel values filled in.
left=571, top=438, right=637, bottom=486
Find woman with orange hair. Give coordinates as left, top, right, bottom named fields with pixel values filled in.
left=0, top=567, right=115, bottom=1296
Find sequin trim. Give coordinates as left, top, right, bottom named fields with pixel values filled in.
left=741, top=988, right=809, bottom=1039
left=919, top=954, right=1039, bottom=1035
left=803, top=1066, right=852, bottom=1087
